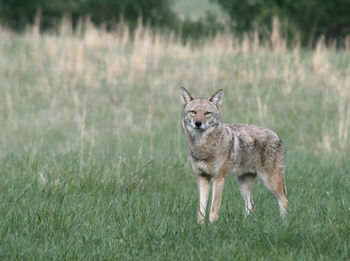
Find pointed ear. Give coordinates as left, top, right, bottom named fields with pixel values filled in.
left=180, top=87, right=195, bottom=105
left=208, top=89, right=223, bottom=106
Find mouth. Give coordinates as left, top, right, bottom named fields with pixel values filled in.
left=194, top=126, right=204, bottom=131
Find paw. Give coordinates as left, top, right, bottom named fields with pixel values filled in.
left=197, top=218, right=205, bottom=225
left=198, top=211, right=206, bottom=224
left=209, top=215, right=218, bottom=223
left=244, top=206, right=255, bottom=217
left=280, top=210, right=287, bottom=219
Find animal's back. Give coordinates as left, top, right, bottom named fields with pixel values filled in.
left=226, top=124, right=285, bottom=174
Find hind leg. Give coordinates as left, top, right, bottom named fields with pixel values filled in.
left=236, top=173, right=256, bottom=216
left=259, top=169, right=288, bottom=218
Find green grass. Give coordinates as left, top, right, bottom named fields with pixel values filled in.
left=0, top=27, right=349, bottom=260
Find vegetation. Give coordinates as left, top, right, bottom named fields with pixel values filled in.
left=0, top=21, right=349, bottom=259
left=0, top=0, right=177, bottom=30
left=1, top=0, right=349, bottom=44
left=173, top=0, right=225, bottom=21
left=0, top=0, right=225, bottom=40
left=213, top=0, right=350, bottom=45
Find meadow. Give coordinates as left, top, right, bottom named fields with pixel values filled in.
left=0, top=21, right=349, bottom=260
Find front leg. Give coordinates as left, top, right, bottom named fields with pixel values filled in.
left=197, top=174, right=210, bottom=224
left=209, top=176, right=226, bottom=223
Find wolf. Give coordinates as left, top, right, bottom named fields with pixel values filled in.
left=180, top=87, right=288, bottom=223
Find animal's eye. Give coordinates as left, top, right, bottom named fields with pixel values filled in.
left=204, top=112, right=212, bottom=116
left=189, top=110, right=196, bottom=115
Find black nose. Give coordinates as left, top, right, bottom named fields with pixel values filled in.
left=195, top=121, right=202, bottom=127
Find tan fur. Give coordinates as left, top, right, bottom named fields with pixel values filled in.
left=180, top=87, right=288, bottom=223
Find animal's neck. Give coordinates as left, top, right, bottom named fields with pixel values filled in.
left=184, top=122, right=224, bottom=159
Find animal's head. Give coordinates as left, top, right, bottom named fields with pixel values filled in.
left=180, top=87, right=223, bottom=131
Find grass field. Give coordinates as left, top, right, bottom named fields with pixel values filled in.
left=0, top=22, right=350, bottom=260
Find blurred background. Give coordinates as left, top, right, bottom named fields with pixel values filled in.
left=0, top=0, right=349, bottom=46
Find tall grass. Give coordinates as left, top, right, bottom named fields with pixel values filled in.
left=0, top=20, right=349, bottom=260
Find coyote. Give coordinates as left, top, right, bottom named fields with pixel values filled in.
left=180, top=87, right=288, bottom=223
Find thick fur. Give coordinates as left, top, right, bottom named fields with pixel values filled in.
left=180, top=87, right=288, bottom=223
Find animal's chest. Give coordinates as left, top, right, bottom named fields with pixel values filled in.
left=184, top=128, right=225, bottom=176
left=191, top=159, right=215, bottom=175
left=189, top=146, right=223, bottom=176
